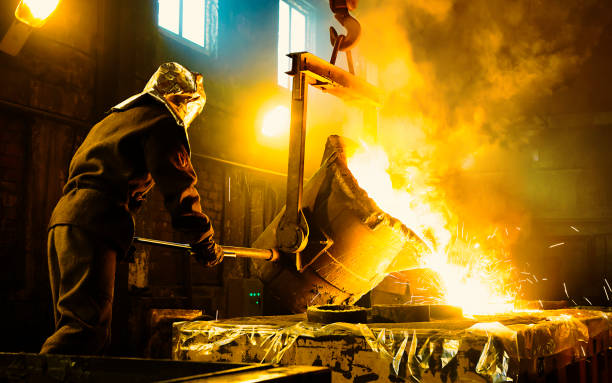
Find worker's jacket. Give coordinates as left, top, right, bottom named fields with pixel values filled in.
left=49, top=99, right=212, bottom=254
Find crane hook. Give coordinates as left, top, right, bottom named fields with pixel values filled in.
left=329, top=0, right=361, bottom=73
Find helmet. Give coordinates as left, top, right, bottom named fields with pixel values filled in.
left=112, top=62, right=207, bottom=130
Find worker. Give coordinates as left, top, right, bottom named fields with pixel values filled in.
left=40, top=62, right=223, bottom=355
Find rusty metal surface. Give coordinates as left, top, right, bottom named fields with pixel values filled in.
left=370, top=304, right=431, bottom=323
left=252, top=136, right=431, bottom=313
left=307, top=305, right=368, bottom=324
left=0, top=353, right=330, bottom=383
left=173, top=309, right=612, bottom=383
left=158, top=365, right=331, bottom=383
left=0, top=353, right=257, bottom=382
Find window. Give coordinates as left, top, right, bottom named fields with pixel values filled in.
left=278, top=0, right=311, bottom=88
left=157, top=0, right=218, bottom=55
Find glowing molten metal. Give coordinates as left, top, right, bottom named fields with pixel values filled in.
left=347, top=143, right=516, bottom=316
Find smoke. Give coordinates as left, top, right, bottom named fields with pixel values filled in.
left=352, top=0, right=611, bottom=233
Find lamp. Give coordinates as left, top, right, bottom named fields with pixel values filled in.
left=0, top=0, right=61, bottom=56
left=261, top=105, right=290, bottom=138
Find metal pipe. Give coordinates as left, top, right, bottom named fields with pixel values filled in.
left=191, top=152, right=287, bottom=178
left=222, top=245, right=279, bottom=261
left=132, top=237, right=279, bottom=261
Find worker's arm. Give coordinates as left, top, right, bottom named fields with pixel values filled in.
left=143, top=117, right=212, bottom=243
left=143, top=117, right=223, bottom=266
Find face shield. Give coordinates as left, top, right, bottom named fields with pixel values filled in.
left=112, top=62, right=207, bottom=129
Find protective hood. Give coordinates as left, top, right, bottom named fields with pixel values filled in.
left=112, top=62, right=207, bottom=130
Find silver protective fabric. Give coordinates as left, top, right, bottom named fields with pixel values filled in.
left=112, top=62, right=206, bottom=131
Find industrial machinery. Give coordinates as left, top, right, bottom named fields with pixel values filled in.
left=147, top=3, right=612, bottom=383
left=133, top=0, right=433, bottom=314
left=252, top=136, right=431, bottom=313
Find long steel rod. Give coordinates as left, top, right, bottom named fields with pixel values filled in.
left=133, top=237, right=279, bottom=261
left=191, top=152, right=287, bottom=177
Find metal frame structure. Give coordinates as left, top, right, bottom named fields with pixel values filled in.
left=276, top=51, right=382, bottom=270
left=134, top=52, right=382, bottom=273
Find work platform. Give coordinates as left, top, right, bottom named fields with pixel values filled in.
left=173, top=308, right=612, bottom=382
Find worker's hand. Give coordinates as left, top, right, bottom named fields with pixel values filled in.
left=190, top=237, right=224, bottom=267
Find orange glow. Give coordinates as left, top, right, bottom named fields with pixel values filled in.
left=347, top=143, right=516, bottom=316
left=15, top=0, right=60, bottom=28
left=261, top=105, right=290, bottom=138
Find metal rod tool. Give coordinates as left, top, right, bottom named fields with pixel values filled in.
left=133, top=237, right=279, bottom=261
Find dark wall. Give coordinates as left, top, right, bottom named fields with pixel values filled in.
left=0, top=0, right=99, bottom=351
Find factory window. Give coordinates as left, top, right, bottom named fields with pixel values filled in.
left=278, top=0, right=311, bottom=88
left=157, top=0, right=218, bottom=55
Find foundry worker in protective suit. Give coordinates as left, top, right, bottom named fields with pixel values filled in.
left=40, top=62, right=223, bottom=355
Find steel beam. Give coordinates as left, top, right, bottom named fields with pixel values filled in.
left=276, top=52, right=382, bottom=271
left=288, top=52, right=383, bottom=106
left=276, top=71, right=310, bottom=262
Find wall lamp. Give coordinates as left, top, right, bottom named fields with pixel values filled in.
left=0, top=0, right=61, bottom=56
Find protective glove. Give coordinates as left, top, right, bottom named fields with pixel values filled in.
left=190, top=237, right=224, bottom=267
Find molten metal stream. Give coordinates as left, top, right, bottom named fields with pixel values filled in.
left=347, top=143, right=516, bottom=316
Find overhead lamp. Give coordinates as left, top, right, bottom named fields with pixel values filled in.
left=261, top=105, right=290, bottom=138
left=0, top=0, right=61, bottom=56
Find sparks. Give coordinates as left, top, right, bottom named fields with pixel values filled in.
left=347, top=144, right=515, bottom=316
left=563, top=282, right=569, bottom=299
left=487, top=228, right=497, bottom=240
left=584, top=297, right=592, bottom=305
left=549, top=242, right=565, bottom=248
left=570, top=226, right=579, bottom=232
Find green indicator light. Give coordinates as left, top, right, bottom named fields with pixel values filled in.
left=256, top=301, right=259, bottom=304
left=257, top=292, right=261, bottom=296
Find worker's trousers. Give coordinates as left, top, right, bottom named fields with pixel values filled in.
left=40, top=225, right=117, bottom=355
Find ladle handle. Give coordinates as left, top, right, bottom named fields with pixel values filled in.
left=132, top=237, right=279, bottom=261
